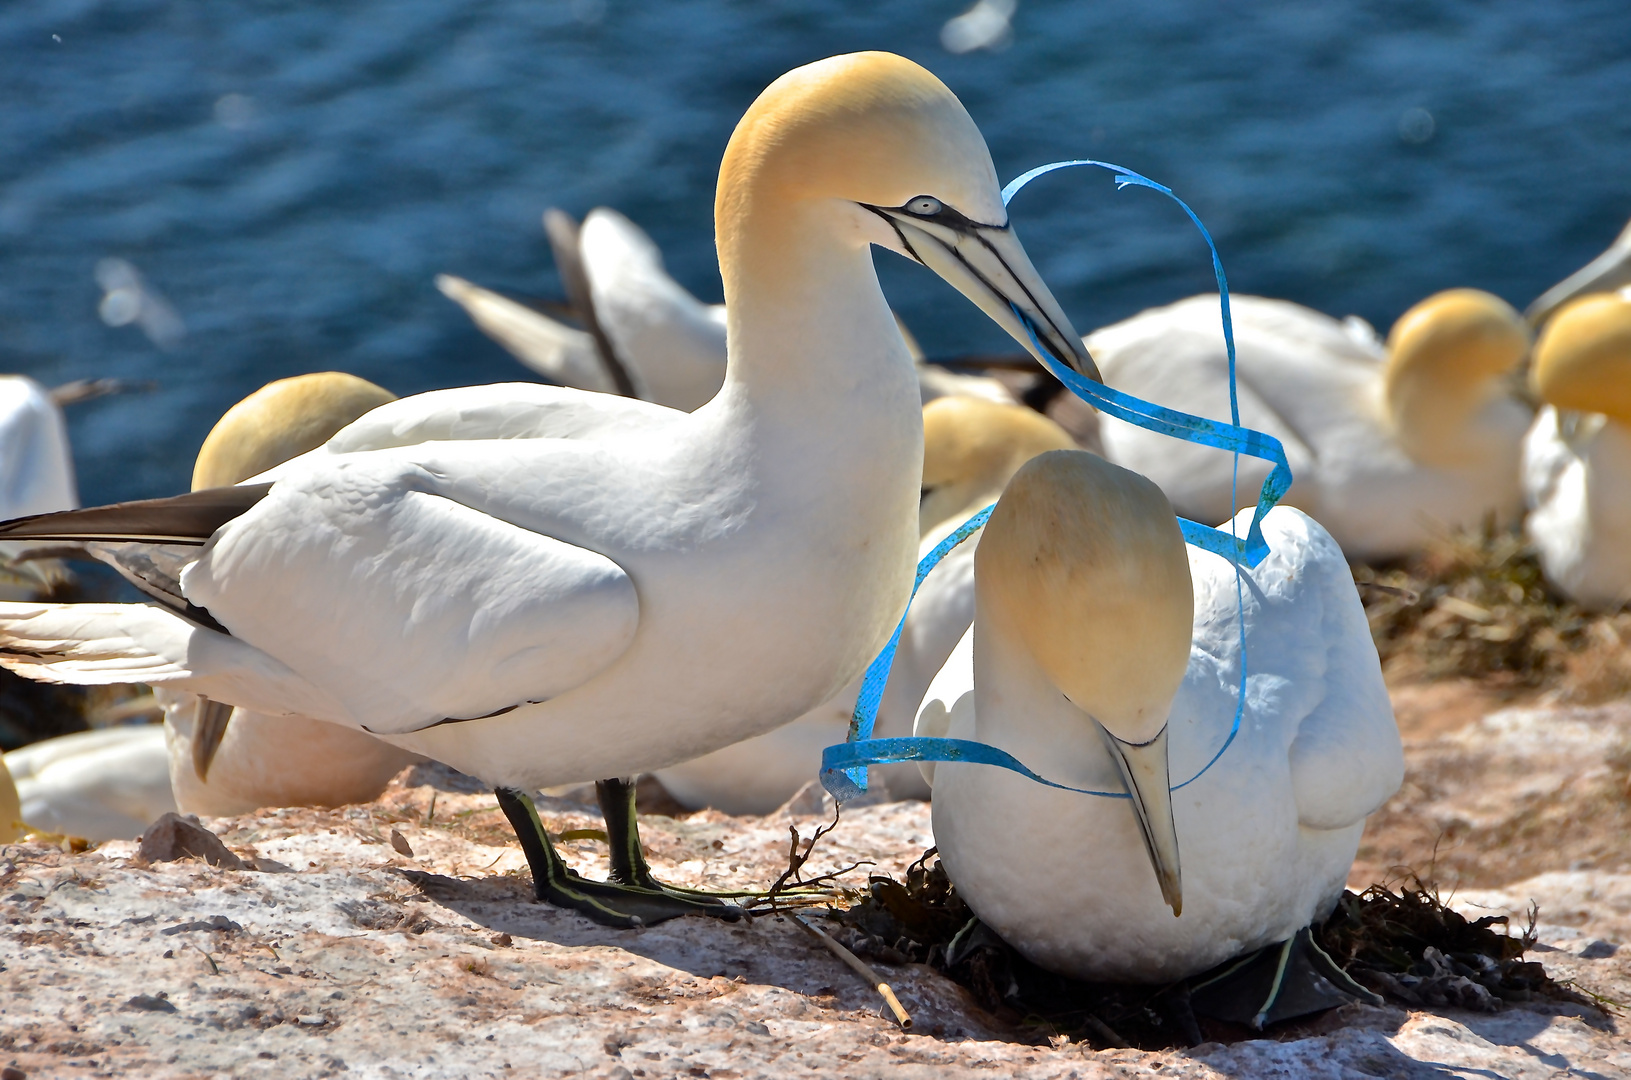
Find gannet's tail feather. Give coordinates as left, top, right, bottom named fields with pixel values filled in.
left=0, top=484, right=272, bottom=545
left=0, top=601, right=349, bottom=724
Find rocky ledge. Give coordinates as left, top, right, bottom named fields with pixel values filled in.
left=2, top=700, right=1629, bottom=1079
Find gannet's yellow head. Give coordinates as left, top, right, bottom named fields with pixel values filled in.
left=1531, top=292, right=1631, bottom=425
left=193, top=372, right=397, bottom=490
left=920, top=396, right=1076, bottom=538
left=718, top=52, right=1098, bottom=380
left=977, top=449, right=1191, bottom=914
left=1382, top=289, right=1530, bottom=466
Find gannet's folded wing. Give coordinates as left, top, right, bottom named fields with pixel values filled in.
left=182, top=453, right=641, bottom=736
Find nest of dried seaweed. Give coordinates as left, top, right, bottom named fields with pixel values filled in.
left=826, top=852, right=1589, bottom=1049
left=1315, top=877, right=1567, bottom=1013
left=1355, top=522, right=1631, bottom=699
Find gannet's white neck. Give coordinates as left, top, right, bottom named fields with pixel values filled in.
left=717, top=195, right=916, bottom=409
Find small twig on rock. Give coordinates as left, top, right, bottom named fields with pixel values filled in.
left=748, top=807, right=869, bottom=912
left=793, top=913, right=912, bottom=1031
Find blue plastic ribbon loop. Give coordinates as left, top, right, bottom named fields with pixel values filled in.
left=820, top=159, right=1280, bottom=804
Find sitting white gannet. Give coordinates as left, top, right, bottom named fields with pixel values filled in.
left=162, top=372, right=423, bottom=816
left=438, top=208, right=1016, bottom=411
left=654, top=396, right=1075, bottom=812
left=4, top=725, right=175, bottom=842
left=923, top=450, right=1402, bottom=988
left=0, top=52, right=1098, bottom=927
left=1527, top=216, right=1631, bottom=328
left=1522, top=293, right=1631, bottom=610
left=1088, top=291, right=1532, bottom=561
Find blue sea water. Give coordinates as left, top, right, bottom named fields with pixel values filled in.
left=1, top=0, right=1627, bottom=506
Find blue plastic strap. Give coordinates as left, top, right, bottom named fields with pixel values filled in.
left=1004, top=159, right=1291, bottom=566
left=821, top=159, right=1270, bottom=803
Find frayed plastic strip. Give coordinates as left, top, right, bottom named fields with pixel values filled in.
left=821, top=159, right=1274, bottom=803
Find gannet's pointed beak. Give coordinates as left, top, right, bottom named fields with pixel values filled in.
left=864, top=203, right=1101, bottom=382
left=1527, top=219, right=1631, bottom=327
left=1097, top=721, right=1182, bottom=916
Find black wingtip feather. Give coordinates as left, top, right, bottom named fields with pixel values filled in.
left=0, top=483, right=274, bottom=545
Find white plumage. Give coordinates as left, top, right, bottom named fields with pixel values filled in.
left=0, top=376, right=77, bottom=522
left=654, top=399, right=1074, bottom=813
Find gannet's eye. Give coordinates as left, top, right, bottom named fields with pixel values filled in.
left=905, top=196, right=943, bottom=217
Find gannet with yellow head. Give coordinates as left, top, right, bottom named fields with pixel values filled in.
left=1522, top=293, right=1631, bottom=610
left=925, top=450, right=1402, bottom=982
left=0, top=53, right=1094, bottom=927
left=1087, top=290, right=1531, bottom=560
left=655, top=397, right=1075, bottom=813
left=164, top=372, right=422, bottom=816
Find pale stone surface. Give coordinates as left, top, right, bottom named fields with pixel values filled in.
left=0, top=759, right=1624, bottom=1079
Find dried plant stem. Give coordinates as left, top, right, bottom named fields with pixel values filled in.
left=793, top=913, right=913, bottom=1031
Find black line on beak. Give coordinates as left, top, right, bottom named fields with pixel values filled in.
left=860, top=204, right=926, bottom=267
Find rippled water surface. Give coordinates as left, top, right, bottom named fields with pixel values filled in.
left=2, top=1, right=1628, bottom=503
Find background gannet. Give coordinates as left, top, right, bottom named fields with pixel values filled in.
left=4, top=725, right=175, bottom=842
left=0, top=52, right=1097, bottom=927
left=1522, top=293, right=1631, bottom=610
left=1087, top=290, right=1533, bottom=561
left=927, top=450, right=1402, bottom=987
left=654, top=397, right=1075, bottom=813
left=0, top=376, right=77, bottom=524
left=166, top=372, right=423, bottom=816
left=439, top=207, right=1017, bottom=411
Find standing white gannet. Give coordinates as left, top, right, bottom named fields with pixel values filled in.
left=654, top=397, right=1075, bottom=812
left=4, top=725, right=175, bottom=842
left=926, top=450, right=1402, bottom=986
left=0, top=53, right=1096, bottom=926
left=163, top=372, right=423, bottom=816
left=1527, top=216, right=1631, bottom=328
left=1522, top=293, right=1631, bottom=610
left=439, top=208, right=1016, bottom=411
left=1088, top=291, right=1532, bottom=561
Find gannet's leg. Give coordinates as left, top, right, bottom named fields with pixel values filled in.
left=596, top=777, right=741, bottom=913
left=493, top=787, right=740, bottom=928
left=1188, top=927, right=1382, bottom=1029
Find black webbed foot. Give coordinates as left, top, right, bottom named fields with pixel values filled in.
left=1188, top=926, right=1382, bottom=1029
